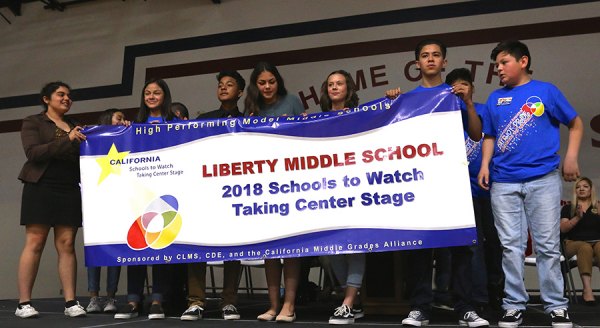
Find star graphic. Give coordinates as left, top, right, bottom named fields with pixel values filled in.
left=96, top=143, right=130, bottom=185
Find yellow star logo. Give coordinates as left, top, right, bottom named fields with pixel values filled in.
left=96, top=143, right=130, bottom=185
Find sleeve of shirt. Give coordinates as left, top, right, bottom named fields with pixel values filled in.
left=482, top=97, right=496, bottom=137
left=21, top=115, right=76, bottom=162
left=548, top=84, right=578, bottom=125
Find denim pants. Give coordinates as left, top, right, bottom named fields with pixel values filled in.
left=87, top=266, right=121, bottom=294
left=490, top=170, right=568, bottom=313
left=329, top=253, right=366, bottom=289
left=126, top=265, right=167, bottom=303
left=405, top=246, right=474, bottom=316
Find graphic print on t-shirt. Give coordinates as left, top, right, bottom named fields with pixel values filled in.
left=496, top=96, right=545, bottom=152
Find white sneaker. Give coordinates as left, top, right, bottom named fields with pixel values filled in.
left=103, top=297, right=117, bottom=313
left=402, top=310, right=430, bottom=326
left=64, top=301, right=87, bottom=317
left=329, top=304, right=355, bottom=324
left=181, top=304, right=203, bottom=321
left=86, top=296, right=102, bottom=313
left=222, top=304, right=240, bottom=320
left=459, top=311, right=490, bottom=327
left=15, top=304, right=39, bottom=318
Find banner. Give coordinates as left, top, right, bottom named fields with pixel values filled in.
left=81, top=88, right=477, bottom=266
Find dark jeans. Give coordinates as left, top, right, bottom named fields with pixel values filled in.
left=126, top=265, right=167, bottom=303
left=405, top=246, right=474, bottom=316
left=473, top=197, right=504, bottom=303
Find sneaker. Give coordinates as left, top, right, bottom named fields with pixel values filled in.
left=222, top=304, right=240, bottom=320
left=86, top=296, right=102, bottom=313
left=498, top=309, right=524, bottom=328
left=114, top=303, right=139, bottom=319
left=550, top=309, right=572, bottom=328
left=64, top=301, right=87, bottom=317
left=103, top=297, right=117, bottom=313
left=15, top=304, right=39, bottom=318
left=329, top=304, right=354, bottom=325
left=148, top=303, right=165, bottom=320
left=459, top=311, right=490, bottom=327
left=402, top=310, right=429, bottom=326
left=181, top=304, right=203, bottom=321
left=352, top=306, right=364, bottom=320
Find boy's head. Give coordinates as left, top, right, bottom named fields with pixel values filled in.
left=217, top=70, right=245, bottom=103
left=171, top=102, right=189, bottom=120
left=414, top=39, right=447, bottom=78
left=491, top=40, right=531, bottom=87
left=414, top=39, right=447, bottom=60
left=445, top=68, right=473, bottom=87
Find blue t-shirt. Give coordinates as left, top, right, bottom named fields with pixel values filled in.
left=145, top=116, right=182, bottom=124
left=258, top=94, right=304, bottom=117
left=146, top=116, right=166, bottom=124
left=482, top=80, right=577, bottom=183
left=465, top=103, right=489, bottom=198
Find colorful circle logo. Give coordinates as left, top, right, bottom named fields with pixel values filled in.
left=520, top=96, right=544, bottom=117
left=127, top=195, right=182, bottom=250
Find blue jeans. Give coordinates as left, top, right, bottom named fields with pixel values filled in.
left=87, top=266, right=121, bottom=294
left=490, top=170, right=568, bottom=313
left=329, top=253, right=366, bottom=288
left=126, top=265, right=166, bottom=303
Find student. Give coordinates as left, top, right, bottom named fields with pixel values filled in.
left=197, top=70, right=245, bottom=119
left=387, top=39, right=488, bottom=327
left=97, top=108, right=127, bottom=126
left=16, top=81, right=87, bottom=318
left=114, top=79, right=175, bottom=321
left=244, top=62, right=304, bottom=322
left=445, top=68, right=504, bottom=311
left=134, top=78, right=175, bottom=124
left=317, top=70, right=365, bottom=325
left=180, top=70, right=245, bottom=322
left=171, top=102, right=189, bottom=120
left=478, top=40, right=583, bottom=328
left=85, top=108, right=127, bottom=314
left=319, top=70, right=359, bottom=112
left=244, top=61, right=304, bottom=117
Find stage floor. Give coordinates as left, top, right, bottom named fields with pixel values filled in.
left=1, top=294, right=598, bottom=327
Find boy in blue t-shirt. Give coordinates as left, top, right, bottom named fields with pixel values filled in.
left=478, top=40, right=583, bottom=328
left=446, top=68, right=504, bottom=311
left=387, top=40, right=489, bottom=328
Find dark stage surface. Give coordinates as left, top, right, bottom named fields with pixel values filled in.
left=1, top=294, right=598, bottom=328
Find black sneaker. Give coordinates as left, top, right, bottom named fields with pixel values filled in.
left=180, top=304, right=203, bottom=321
left=222, top=304, right=240, bottom=320
left=148, top=303, right=165, bottom=320
left=329, top=304, right=354, bottom=325
left=114, top=303, right=139, bottom=320
left=498, top=309, right=523, bottom=328
left=550, top=309, right=572, bottom=328
left=402, top=309, right=429, bottom=326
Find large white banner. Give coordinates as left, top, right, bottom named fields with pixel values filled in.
left=80, top=88, right=477, bottom=266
